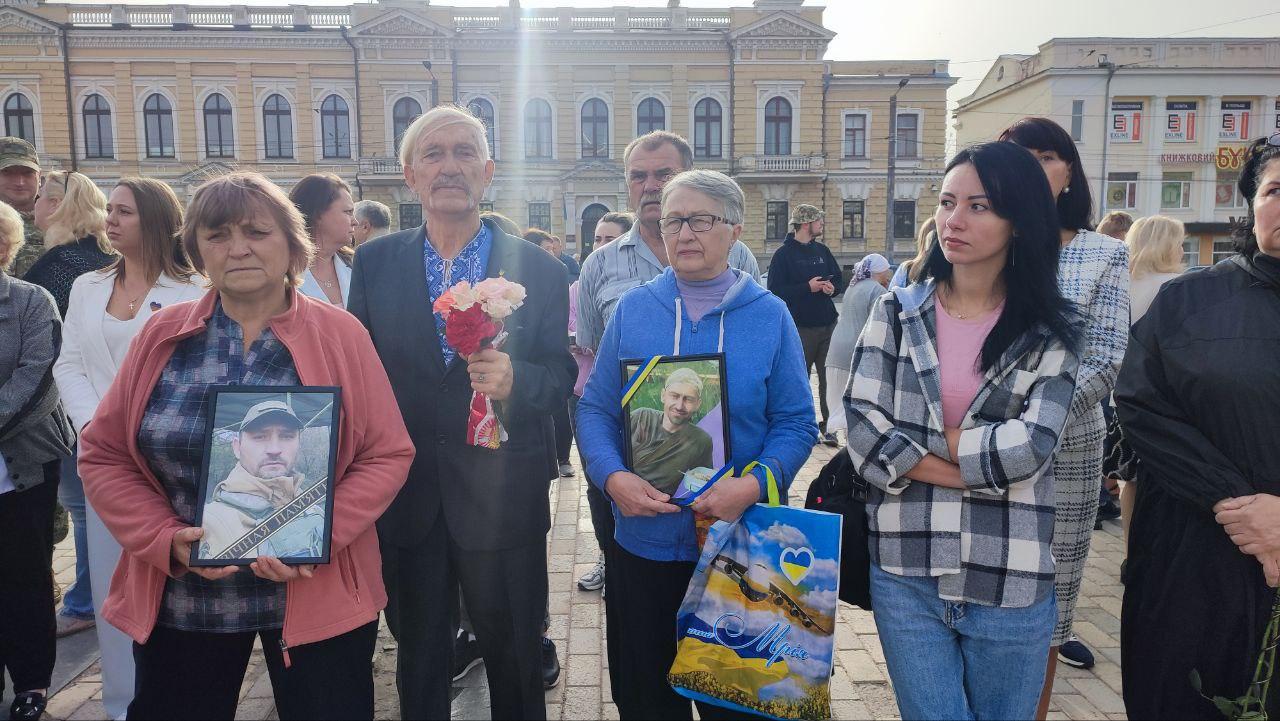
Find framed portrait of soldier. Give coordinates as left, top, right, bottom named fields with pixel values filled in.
left=190, top=386, right=341, bottom=567
left=620, top=354, right=731, bottom=504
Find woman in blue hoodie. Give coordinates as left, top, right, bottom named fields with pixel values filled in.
left=576, top=169, right=817, bottom=720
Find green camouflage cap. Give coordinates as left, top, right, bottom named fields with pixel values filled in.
left=0, top=136, right=39, bottom=172
left=789, top=203, right=824, bottom=225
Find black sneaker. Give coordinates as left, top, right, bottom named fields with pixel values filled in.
left=1097, top=500, right=1122, bottom=524
left=452, top=631, right=483, bottom=682
left=1058, top=638, right=1095, bottom=669
left=10, top=691, right=47, bottom=721
left=541, top=637, right=561, bottom=689
left=820, top=431, right=840, bottom=448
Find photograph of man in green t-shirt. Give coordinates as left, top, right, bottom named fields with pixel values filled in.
left=628, top=367, right=715, bottom=495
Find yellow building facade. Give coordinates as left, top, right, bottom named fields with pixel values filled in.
left=1, top=0, right=953, bottom=265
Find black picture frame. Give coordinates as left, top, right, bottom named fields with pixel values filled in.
left=620, top=353, right=732, bottom=504
left=190, top=385, right=342, bottom=567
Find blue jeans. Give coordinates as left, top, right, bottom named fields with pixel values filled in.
left=57, top=453, right=94, bottom=619
left=870, top=564, right=1054, bottom=720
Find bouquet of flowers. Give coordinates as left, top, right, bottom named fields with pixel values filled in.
left=432, top=277, right=527, bottom=449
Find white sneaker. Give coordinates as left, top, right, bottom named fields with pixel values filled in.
left=577, top=557, right=606, bottom=591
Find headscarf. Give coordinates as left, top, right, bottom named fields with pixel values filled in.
left=852, top=253, right=890, bottom=284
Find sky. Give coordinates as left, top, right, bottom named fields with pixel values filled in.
left=64, top=0, right=1280, bottom=105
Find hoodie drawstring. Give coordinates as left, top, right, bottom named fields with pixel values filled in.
left=673, top=297, right=726, bottom=355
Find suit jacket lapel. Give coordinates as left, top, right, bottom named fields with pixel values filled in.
left=400, top=227, right=448, bottom=376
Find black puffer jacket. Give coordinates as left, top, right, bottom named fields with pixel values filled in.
left=21, top=235, right=114, bottom=318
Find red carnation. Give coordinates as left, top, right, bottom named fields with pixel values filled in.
left=445, top=303, right=500, bottom=357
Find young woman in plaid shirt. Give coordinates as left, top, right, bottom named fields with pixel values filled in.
left=845, top=142, right=1082, bottom=720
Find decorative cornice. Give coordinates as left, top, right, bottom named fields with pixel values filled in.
left=68, top=31, right=350, bottom=50
left=350, top=8, right=453, bottom=38
left=728, top=11, right=834, bottom=42
left=0, top=6, right=60, bottom=35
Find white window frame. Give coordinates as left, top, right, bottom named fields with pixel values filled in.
left=462, top=93, right=500, bottom=161
left=754, top=82, right=803, bottom=158
left=194, top=85, right=239, bottom=162
left=311, top=85, right=357, bottom=162
left=634, top=95, right=670, bottom=136
left=72, top=82, right=118, bottom=162
left=519, top=95, right=558, bottom=162
left=134, top=84, right=180, bottom=162
left=576, top=93, right=613, bottom=161
left=1160, top=172, right=1194, bottom=211
left=254, top=85, right=300, bottom=163
left=1107, top=172, right=1140, bottom=211
left=1, top=88, right=39, bottom=149
left=893, top=108, right=923, bottom=166
left=841, top=110, right=872, bottom=168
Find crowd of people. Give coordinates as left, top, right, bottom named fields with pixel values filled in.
left=0, top=105, right=1277, bottom=721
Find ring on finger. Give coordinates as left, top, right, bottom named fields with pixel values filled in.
left=478, top=373, right=485, bottom=382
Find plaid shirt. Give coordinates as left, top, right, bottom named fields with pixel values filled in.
left=138, top=302, right=299, bottom=632
left=1059, top=231, right=1129, bottom=424
left=845, top=283, right=1080, bottom=608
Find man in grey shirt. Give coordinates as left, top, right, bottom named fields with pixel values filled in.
left=576, top=131, right=759, bottom=351
left=573, top=130, right=758, bottom=593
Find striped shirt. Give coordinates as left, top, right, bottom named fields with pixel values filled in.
left=139, top=301, right=298, bottom=633
left=574, top=228, right=760, bottom=351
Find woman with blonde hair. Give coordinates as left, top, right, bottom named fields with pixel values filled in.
left=1126, top=215, right=1185, bottom=322
left=25, top=170, right=115, bottom=316
left=25, top=169, right=118, bottom=642
left=890, top=217, right=937, bottom=288
left=53, top=176, right=205, bottom=719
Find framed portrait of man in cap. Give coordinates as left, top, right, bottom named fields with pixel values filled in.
left=190, top=386, right=341, bottom=566
left=620, top=354, right=731, bottom=503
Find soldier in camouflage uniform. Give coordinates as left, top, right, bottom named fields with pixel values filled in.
left=0, top=136, right=44, bottom=277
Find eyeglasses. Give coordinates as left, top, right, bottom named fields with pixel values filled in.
left=1250, top=132, right=1280, bottom=158
left=659, top=214, right=726, bottom=235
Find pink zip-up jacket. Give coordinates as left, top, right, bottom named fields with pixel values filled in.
left=80, top=290, right=414, bottom=656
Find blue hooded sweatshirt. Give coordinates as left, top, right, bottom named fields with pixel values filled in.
left=576, top=267, right=817, bottom=562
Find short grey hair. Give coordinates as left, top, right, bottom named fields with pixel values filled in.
left=623, top=131, right=694, bottom=172
left=354, top=199, right=391, bottom=229
left=664, top=367, right=704, bottom=397
left=398, top=104, right=491, bottom=168
left=660, top=170, right=745, bottom=226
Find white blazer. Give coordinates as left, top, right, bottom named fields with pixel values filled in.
left=299, top=254, right=353, bottom=307
left=54, top=269, right=207, bottom=431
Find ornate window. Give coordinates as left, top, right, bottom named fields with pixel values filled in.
left=320, top=94, right=351, bottom=159
left=693, top=98, right=722, bottom=159
left=203, top=93, right=234, bottom=158
left=3, top=93, right=35, bottom=145
left=581, top=98, right=609, bottom=159
left=393, top=97, right=422, bottom=155
left=764, top=97, right=792, bottom=156
left=82, top=94, right=113, bottom=159
left=467, top=98, right=495, bottom=156
left=143, top=93, right=175, bottom=158
left=637, top=97, right=665, bottom=134
left=263, top=94, right=294, bottom=159
left=524, top=99, right=553, bottom=159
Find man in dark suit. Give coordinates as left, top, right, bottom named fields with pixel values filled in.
left=348, top=105, right=574, bottom=721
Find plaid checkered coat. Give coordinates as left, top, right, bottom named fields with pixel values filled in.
left=844, top=281, right=1080, bottom=608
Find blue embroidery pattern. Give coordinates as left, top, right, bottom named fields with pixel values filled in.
left=424, top=223, right=493, bottom=365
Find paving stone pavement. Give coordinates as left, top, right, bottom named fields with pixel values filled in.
left=43, top=421, right=1131, bottom=721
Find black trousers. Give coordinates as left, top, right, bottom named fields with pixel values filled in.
left=383, top=519, right=547, bottom=720
left=570, top=395, right=615, bottom=557
left=604, top=543, right=759, bottom=720
left=552, top=399, right=573, bottom=464
left=128, top=620, right=378, bottom=720
left=0, top=463, right=59, bottom=696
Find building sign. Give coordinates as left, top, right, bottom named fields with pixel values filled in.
left=1219, top=100, right=1252, bottom=141
left=1216, top=145, right=1249, bottom=171
left=1110, top=101, right=1143, bottom=143
left=1161, top=152, right=1215, bottom=164
left=1275, top=99, right=1280, bottom=130
left=1165, top=101, right=1197, bottom=142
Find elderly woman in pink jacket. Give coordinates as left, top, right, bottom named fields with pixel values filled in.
left=80, top=172, right=414, bottom=721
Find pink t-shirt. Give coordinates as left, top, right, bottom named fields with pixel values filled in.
left=935, top=300, right=1003, bottom=428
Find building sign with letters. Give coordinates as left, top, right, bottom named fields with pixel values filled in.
left=1275, top=99, right=1279, bottom=130
left=1110, top=101, right=1143, bottom=143
left=1219, top=100, right=1252, bottom=141
left=1165, top=101, right=1197, bottom=142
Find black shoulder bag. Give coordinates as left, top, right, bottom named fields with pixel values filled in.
left=803, top=295, right=903, bottom=611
